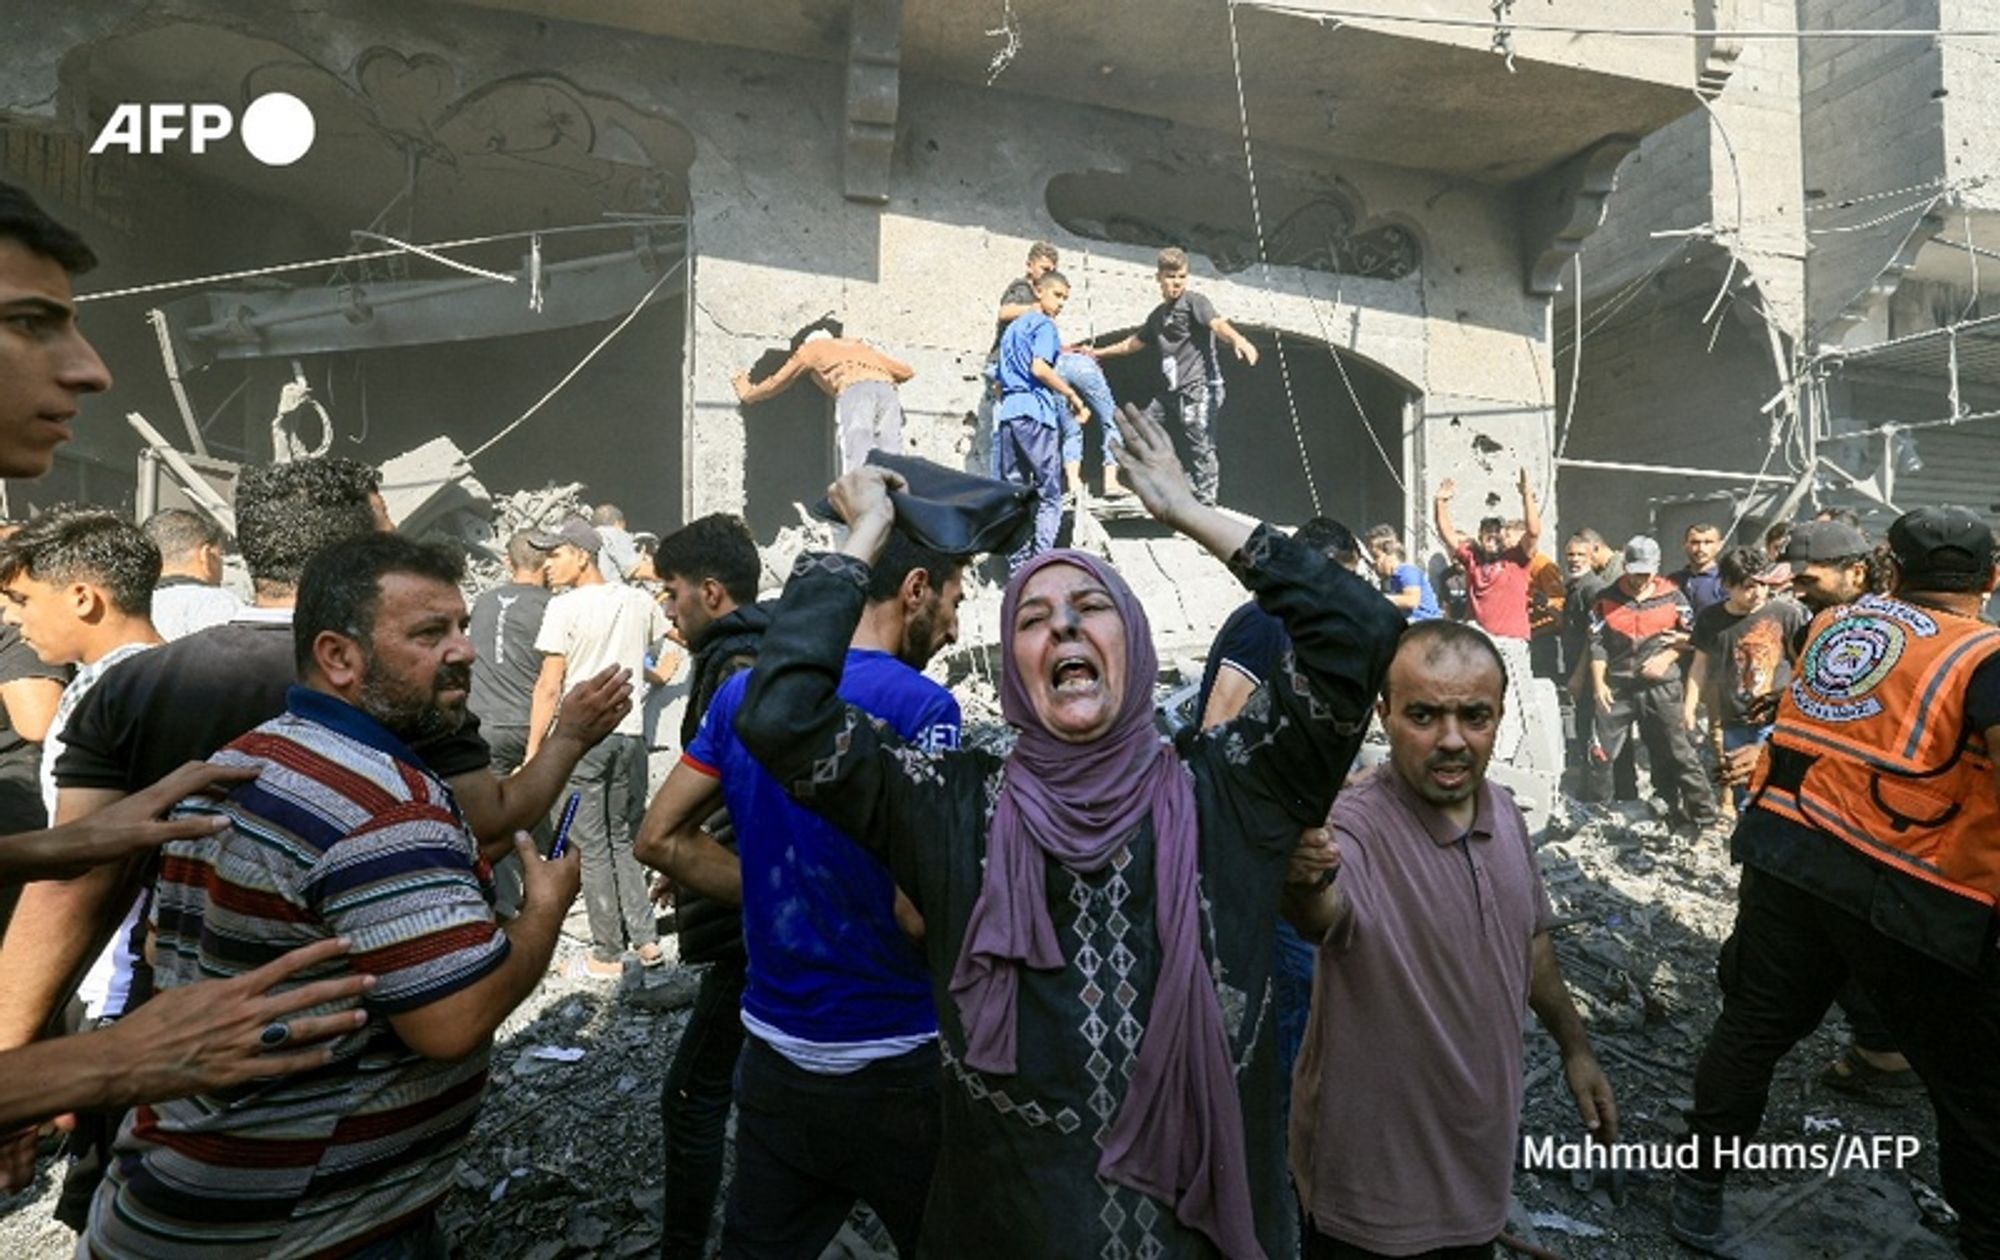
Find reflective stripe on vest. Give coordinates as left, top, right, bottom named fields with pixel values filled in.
left=1756, top=594, right=2000, bottom=907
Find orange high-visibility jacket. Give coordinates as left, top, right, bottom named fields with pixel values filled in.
left=1751, top=593, right=2000, bottom=909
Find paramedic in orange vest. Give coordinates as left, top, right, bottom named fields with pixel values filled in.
left=1671, top=506, right=2000, bottom=1258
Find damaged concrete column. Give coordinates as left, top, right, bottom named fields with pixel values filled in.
left=843, top=0, right=902, bottom=204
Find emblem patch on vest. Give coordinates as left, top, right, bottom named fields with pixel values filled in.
left=1793, top=614, right=1906, bottom=722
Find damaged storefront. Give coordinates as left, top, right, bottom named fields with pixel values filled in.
left=6, top=0, right=1728, bottom=549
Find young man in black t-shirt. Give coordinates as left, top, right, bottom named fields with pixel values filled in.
left=1684, top=547, right=1806, bottom=812
left=1089, top=246, right=1259, bottom=504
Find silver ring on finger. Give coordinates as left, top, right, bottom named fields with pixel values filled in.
left=258, top=1021, right=292, bottom=1048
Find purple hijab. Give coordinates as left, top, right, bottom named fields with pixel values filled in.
left=948, top=550, right=1263, bottom=1258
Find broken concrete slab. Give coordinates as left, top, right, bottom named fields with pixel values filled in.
left=378, top=436, right=492, bottom=538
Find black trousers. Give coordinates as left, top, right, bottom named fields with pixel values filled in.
left=661, top=960, right=748, bottom=1260
left=1840, top=979, right=1901, bottom=1055
left=721, top=1036, right=940, bottom=1258
left=1686, top=866, right=2000, bottom=1258
left=1586, top=679, right=1716, bottom=824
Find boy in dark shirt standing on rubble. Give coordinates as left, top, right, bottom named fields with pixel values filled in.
left=1090, top=246, right=1259, bottom=504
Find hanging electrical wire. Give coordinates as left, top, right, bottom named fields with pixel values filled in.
left=1554, top=254, right=1583, bottom=461
left=1223, top=0, right=1323, bottom=514
left=270, top=361, right=335, bottom=464
left=1247, top=6, right=2000, bottom=40
left=1693, top=92, right=1746, bottom=343
left=75, top=217, right=685, bottom=304
left=467, top=258, right=687, bottom=460
left=1297, top=276, right=1408, bottom=495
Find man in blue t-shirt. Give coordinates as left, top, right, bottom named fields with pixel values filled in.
left=994, top=269, right=1087, bottom=572
left=1364, top=524, right=1441, bottom=622
left=636, top=533, right=965, bottom=1256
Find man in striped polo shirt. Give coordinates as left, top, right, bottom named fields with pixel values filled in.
left=85, top=534, right=583, bottom=1259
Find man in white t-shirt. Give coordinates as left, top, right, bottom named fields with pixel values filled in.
left=528, top=518, right=670, bottom=976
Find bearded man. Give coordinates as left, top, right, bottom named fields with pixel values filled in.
left=84, top=534, right=583, bottom=1258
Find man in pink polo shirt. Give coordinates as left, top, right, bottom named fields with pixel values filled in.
left=1284, top=619, right=1616, bottom=1259
left=1433, top=469, right=1539, bottom=640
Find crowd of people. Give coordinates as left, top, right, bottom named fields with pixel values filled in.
left=2, top=177, right=1998, bottom=1260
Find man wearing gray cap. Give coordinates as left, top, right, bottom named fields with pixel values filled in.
left=528, top=518, right=671, bottom=976
left=1583, top=536, right=1718, bottom=833
left=1675, top=506, right=2000, bottom=1255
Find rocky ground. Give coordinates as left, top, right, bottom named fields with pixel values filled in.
left=0, top=799, right=1963, bottom=1259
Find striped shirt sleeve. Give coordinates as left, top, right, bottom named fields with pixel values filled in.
left=307, top=811, right=509, bottom=1014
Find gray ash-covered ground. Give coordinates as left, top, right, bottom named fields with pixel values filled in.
left=0, top=802, right=1962, bottom=1259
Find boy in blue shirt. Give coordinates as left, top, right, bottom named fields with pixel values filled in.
left=635, top=534, right=965, bottom=1256
left=994, top=269, right=1087, bottom=571
left=1365, top=525, right=1441, bottom=621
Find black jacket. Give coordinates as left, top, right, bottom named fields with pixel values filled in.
left=674, top=601, right=774, bottom=965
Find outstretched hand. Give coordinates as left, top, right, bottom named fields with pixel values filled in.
left=0, top=936, right=377, bottom=1188
left=0, top=760, right=259, bottom=880
left=551, top=665, right=635, bottom=751
left=105, top=936, right=375, bottom=1106
left=1110, top=403, right=1199, bottom=528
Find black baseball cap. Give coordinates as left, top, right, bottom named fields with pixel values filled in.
left=1888, top=506, right=1995, bottom=586
left=1783, top=520, right=1870, bottom=564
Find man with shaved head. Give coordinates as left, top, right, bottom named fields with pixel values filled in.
left=1287, top=620, right=1616, bottom=1259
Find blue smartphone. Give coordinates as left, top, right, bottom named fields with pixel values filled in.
left=550, top=791, right=582, bottom=858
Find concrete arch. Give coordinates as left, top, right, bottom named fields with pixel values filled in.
left=1089, top=323, right=1415, bottom=530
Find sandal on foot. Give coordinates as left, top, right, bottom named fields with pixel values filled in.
left=1819, top=1046, right=1924, bottom=1098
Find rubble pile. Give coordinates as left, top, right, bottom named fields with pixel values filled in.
left=446, top=480, right=591, bottom=594
left=1502, top=800, right=1953, bottom=1259
left=0, top=795, right=1959, bottom=1259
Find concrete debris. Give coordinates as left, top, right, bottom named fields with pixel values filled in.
left=1527, top=1208, right=1607, bottom=1238
left=759, top=505, right=840, bottom=596
left=1504, top=801, right=1951, bottom=1259
left=492, top=482, right=591, bottom=539
left=0, top=795, right=1959, bottom=1260
left=378, top=436, right=493, bottom=543
left=453, top=481, right=585, bottom=583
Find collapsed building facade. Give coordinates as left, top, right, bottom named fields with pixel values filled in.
left=1560, top=0, right=2000, bottom=545
left=4, top=1, right=1733, bottom=538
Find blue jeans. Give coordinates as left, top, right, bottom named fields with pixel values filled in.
left=985, top=354, right=1121, bottom=475
left=998, top=415, right=1062, bottom=572
left=1273, top=917, right=1316, bottom=1128
left=1721, top=723, right=1771, bottom=813
left=1058, top=352, right=1120, bottom=468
